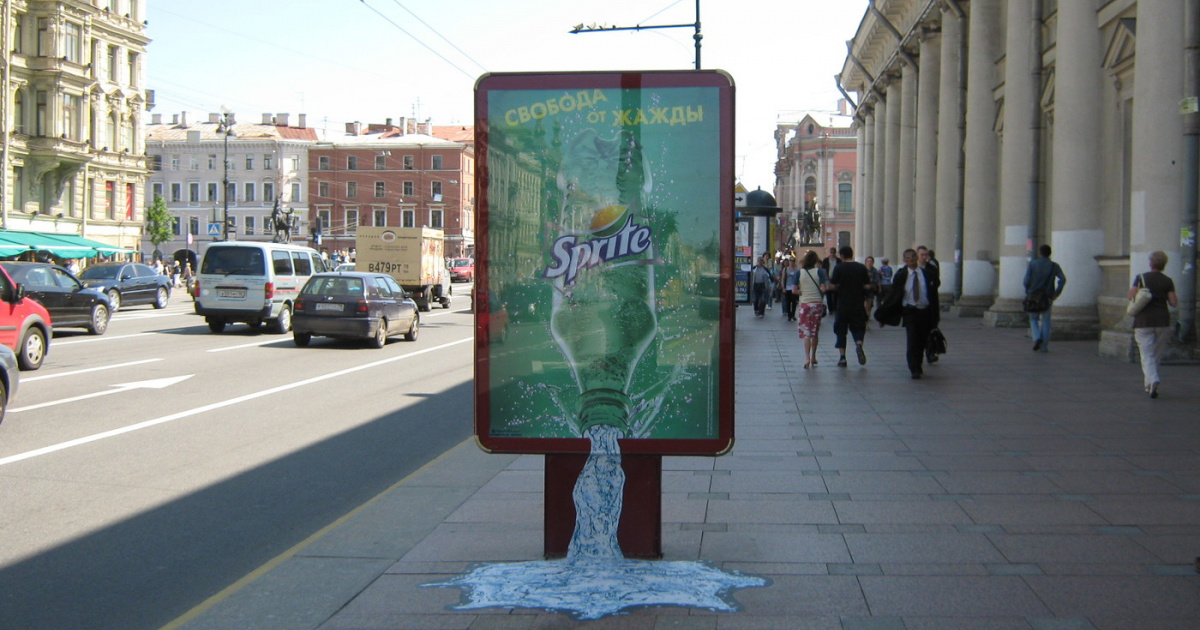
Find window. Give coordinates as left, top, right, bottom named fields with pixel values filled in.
left=374, top=181, right=385, bottom=198
left=108, top=113, right=118, bottom=150
left=170, top=183, right=182, bottom=203
left=189, top=157, right=199, bottom=171
left=373, top=208, right=387, bottom=226
left=62, top=94, right=81, bottom=140
left=272, top=250, right=293, bottom=275
left=375, top=155, right=387, bottom=170
left=207, top=182, right=218, bottom=202
left=64, top=22, right=82, bottom=63
left=318, top=182, right=329, bottom=197
left=317, top=209, right=330, bottom=232
left=347, top=156, right=358, bottom=170
left=36, top=18, right=49, bottom=57
left=432, top=155, right=443, bottom=170
left=226, top=182, right=236, bottom=203
left=346, top=182, right=357, bottom=198
left=107, top=45, right=119, bottom=82
left=264, top=154, right=273, bottom=170
left=292, top=252, right=313, bottom=275
left=13, top=90, right=24, bottom=134
left=189, top=216, right=199, bottom=237
left=291, top=182, right=301, bottom=203
left=318, top=156, right=330, bottom=170
left=12, top=14, right=22, bottom=55
left=151, top=182, right=163, bottom=199
left=403, top=181, right=414, bottom=196
left=208, top=154, right=217, bottom=170
left=430, top=208, right=443, bottom=228
left=244, top=182, right=256, bottom=202
left=245, top=216, right=255, bottom=235
left=128, top=51, right=139, bottom=87
left=263, top=182, right=275, bottom=202
left=345, top=208, right=359, bottom=235
left=290, top=156, right=299, bottom=172
left=172, top=216, right=181, bottom=236
left=402, top=208, right=415, bottom=228
left=403, top=155, right=414, bottom=170
left=150, top=155, right=162, bottom=171
left=189, top=182, right=200, bottom=204
left=35, top=91, right=46, bottom=136
left=105, top=181, right=116, bottom=217
left=431, top=181, right=443, bottom=198
left=170, top=156, right=180, bottom=170
left=245, top=155, right=254, bottom=170
left=837, top=183, right=853, bottom=213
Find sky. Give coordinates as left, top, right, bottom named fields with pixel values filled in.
left=146, top=0, right=869, bottom=191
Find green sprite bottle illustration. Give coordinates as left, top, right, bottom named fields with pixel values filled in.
left=543, top=126, right=657, bottom=436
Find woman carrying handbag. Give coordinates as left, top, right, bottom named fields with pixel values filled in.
left=795, top=250, right=828, bottom=369
left=1128, top=251, right=1178, bottom=398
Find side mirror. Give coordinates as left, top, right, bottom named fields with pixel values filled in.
left=13, top=283, right=25, bottom=301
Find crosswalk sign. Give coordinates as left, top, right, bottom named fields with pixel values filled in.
left=208, top=223, right=221, bottom=236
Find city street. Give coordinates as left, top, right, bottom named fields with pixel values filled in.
left=0, top=288, right=477, bottom=630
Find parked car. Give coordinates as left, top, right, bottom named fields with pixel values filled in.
left=0, top=344, right=19, bottom=423
left=0, top=265, right=52, bottom=370
left=0, top=262, right=111, bottom=335
left=292, top=272, right=419, bottom=348
left=448, top=258, right=474, bottom=283
left=79, top=262, right=171, bottom=311
left=334, top=262, right=356, bottom=272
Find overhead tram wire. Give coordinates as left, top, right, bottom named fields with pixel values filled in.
left=388, top=0, right=488, bottom=74
left=357, top=0, right=477, bottom=81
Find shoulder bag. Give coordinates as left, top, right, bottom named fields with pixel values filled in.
left=1126, top=274, right=1153, bottom=317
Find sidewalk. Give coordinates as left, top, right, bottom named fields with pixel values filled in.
left=179, top=305, right=1200, bottom=630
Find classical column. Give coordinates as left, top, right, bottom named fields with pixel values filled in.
left=914, top=27, right=941, bottom=248
left=872, top=95, right=888, bottom=258
left=897, top=60, right=918, bottom=255
left=958, top=0, right=1003, bottom=316
left=856, top=114, right=873, bottom=254
left=935, top=5, right=964, bottom=299
left=883, top=77, right=902, bottom=261
left=1047, top=0, right=1105, bottom=336
left=986, top=0, right=1041, bottom=326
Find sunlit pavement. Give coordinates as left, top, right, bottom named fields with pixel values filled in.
left=176, top=303, right=1200, bottom=630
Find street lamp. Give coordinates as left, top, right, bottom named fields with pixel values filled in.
left=216, top=106, right=236, bottom=241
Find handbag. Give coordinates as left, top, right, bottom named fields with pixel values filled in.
left=927, top=327, right=948, bottom=356
left=1126, top=274, right=1153, bottom=317
left=1022, top=289, right=1051, bottom=313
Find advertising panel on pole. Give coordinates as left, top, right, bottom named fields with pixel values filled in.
left=474, top=71, right=736, bottom=455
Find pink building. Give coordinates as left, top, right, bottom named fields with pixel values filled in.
left=774, top=104, right=859, bottom=256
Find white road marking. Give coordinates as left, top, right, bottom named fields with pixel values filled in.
left=52, top=333, right=156, bottom=346
left=9, top=376, right=193, bottom=413
left=21, top=358, right=163, bottom=382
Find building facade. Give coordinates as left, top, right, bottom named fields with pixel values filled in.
left=774, top=106, right=858, bottom=254
left=1, top=0, right=150, bottom=250
left=144, top=112, right=316, bottom=265
left=308, top=120, right=475, bottom=259
left=839, top=0, right=1198, bottom=358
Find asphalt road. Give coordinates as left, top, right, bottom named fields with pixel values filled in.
left=0, top=287, right=476, bottom=630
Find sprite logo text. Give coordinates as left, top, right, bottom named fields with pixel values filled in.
left=543, top=216, right=652, bottom=286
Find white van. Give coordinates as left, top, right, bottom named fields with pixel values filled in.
left=194, top=242, right=328, bottom=333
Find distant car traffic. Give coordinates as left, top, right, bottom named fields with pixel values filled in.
left=292, top=272, right=419, bottom=348
left=79, top=262, right=171, bottom=311
left=0, top=264, right=52, bottom=370
left=0, top=344, right=19, bottom=423
left=334, top=262, right=356, bottom=272
left=0, top=262, right=111, bottom=335
left=448, top=258, right=474, bottom=283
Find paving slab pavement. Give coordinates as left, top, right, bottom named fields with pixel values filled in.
left=176, top=305, right=1200, bottom=630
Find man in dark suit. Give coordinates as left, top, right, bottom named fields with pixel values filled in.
left=876, top=247, right=940, bottom=379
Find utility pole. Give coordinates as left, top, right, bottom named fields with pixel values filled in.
left=217, top=108, right=236, bottom=242
left=570, top=0, right=702, bottom=70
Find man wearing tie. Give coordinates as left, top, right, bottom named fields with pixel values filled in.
left=877, top=247, right=940, bottom=379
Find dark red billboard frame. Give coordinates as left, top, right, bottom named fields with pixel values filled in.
left=473, top=70, right=736, bottom=456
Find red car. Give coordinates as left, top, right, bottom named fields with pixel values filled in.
left=448, top=258, right=474, bottom=283
left=0, top=265, right=52, bottom=370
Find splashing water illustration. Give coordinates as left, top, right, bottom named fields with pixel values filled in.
left=424, top=425, right=767, bottom=620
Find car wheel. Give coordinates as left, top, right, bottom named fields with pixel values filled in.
left=271, top=305, right=292, bottom=334
left=18, top=327, right=46, bottom=371
left=404, top=316, right=419, bottom=341
left=370, top=319, right=388, bottom=348
left=207, top=319, right=226, bottom=333
left=0, top=377, right=6, bottom=424
left=88, top=303, right=111, bottom=335
left=107, top=289, right=121, bottom=312
left=153, top=286, right=169, bottom=309
left=293, top=332, right=311, bottom=347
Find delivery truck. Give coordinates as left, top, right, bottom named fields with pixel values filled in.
left=355, top=227, right=452, bottom=311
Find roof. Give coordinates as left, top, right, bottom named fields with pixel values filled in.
left=316, top=132, right=465, bottom=149
left=146, top=121, right=318, bottom=143
left=431, top=126, right=474, bottom=143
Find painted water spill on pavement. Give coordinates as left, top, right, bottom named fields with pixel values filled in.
left=425, top=425, right=767, bottom=620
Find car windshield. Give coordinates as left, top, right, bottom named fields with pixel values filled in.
left=303, top=276, right=364, bottom=297
left=201, top=247, right=266, bottom=275
left=451, top=259, right=472, bottom=267
left=80, top=266, right=119, bottom=280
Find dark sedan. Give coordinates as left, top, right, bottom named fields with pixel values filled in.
left=78, top=262, right=171, bottom=311
left=0, top=262, right=111, bottom=335
left=292, top=272, right=419, bottom=348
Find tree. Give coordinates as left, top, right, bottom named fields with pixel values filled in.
left=143, top=195, right=174, bottom=259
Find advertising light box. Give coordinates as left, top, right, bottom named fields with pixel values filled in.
left=474, top=71, right=735, bottom=455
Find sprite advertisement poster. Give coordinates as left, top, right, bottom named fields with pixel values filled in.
left=474, top=71, right=735, bottom=455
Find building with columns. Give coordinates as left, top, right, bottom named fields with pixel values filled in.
left=774, top=106, right=858, bottom=254
left=838, top=1, right=1198, bottom=359
left=1, top=0, right=150, bottom=251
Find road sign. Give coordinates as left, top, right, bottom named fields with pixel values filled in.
left=207, top=223, right=221, bottom=236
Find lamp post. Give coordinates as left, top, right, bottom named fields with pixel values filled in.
left=216, top=107, right=236, bottom=241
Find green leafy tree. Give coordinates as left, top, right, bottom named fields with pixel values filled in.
left=144, top=195, right=174, bottom=257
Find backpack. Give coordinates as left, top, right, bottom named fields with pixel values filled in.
left=752, top=266, right=771, bottom=285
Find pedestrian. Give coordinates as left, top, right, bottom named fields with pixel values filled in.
left=926, top=249, right=940, bottom=269
left=879, top=257, right=894, bottom=289
left=829, top=246, right=872, bottom=367
left=182, top=262, right=194, bottom=297
left=821, top=247, right=840, bottom=315
left=795, top=250, right=827, bottom=369
left=876, top=247, right=940, bottom=379
left=66, top=259, right=81, bottom=276
left=863, top=255, right=881, bottom=318
left=1128, top=250, right=1178, bottom=399
left=782, top=257, right=799, bottom=322
left=1023, top=244, right=1066, bottom=352
left=750, top=255, right=774, bottom=318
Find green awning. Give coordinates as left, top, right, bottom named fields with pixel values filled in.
left=0, top=230, right=134, bottom=259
